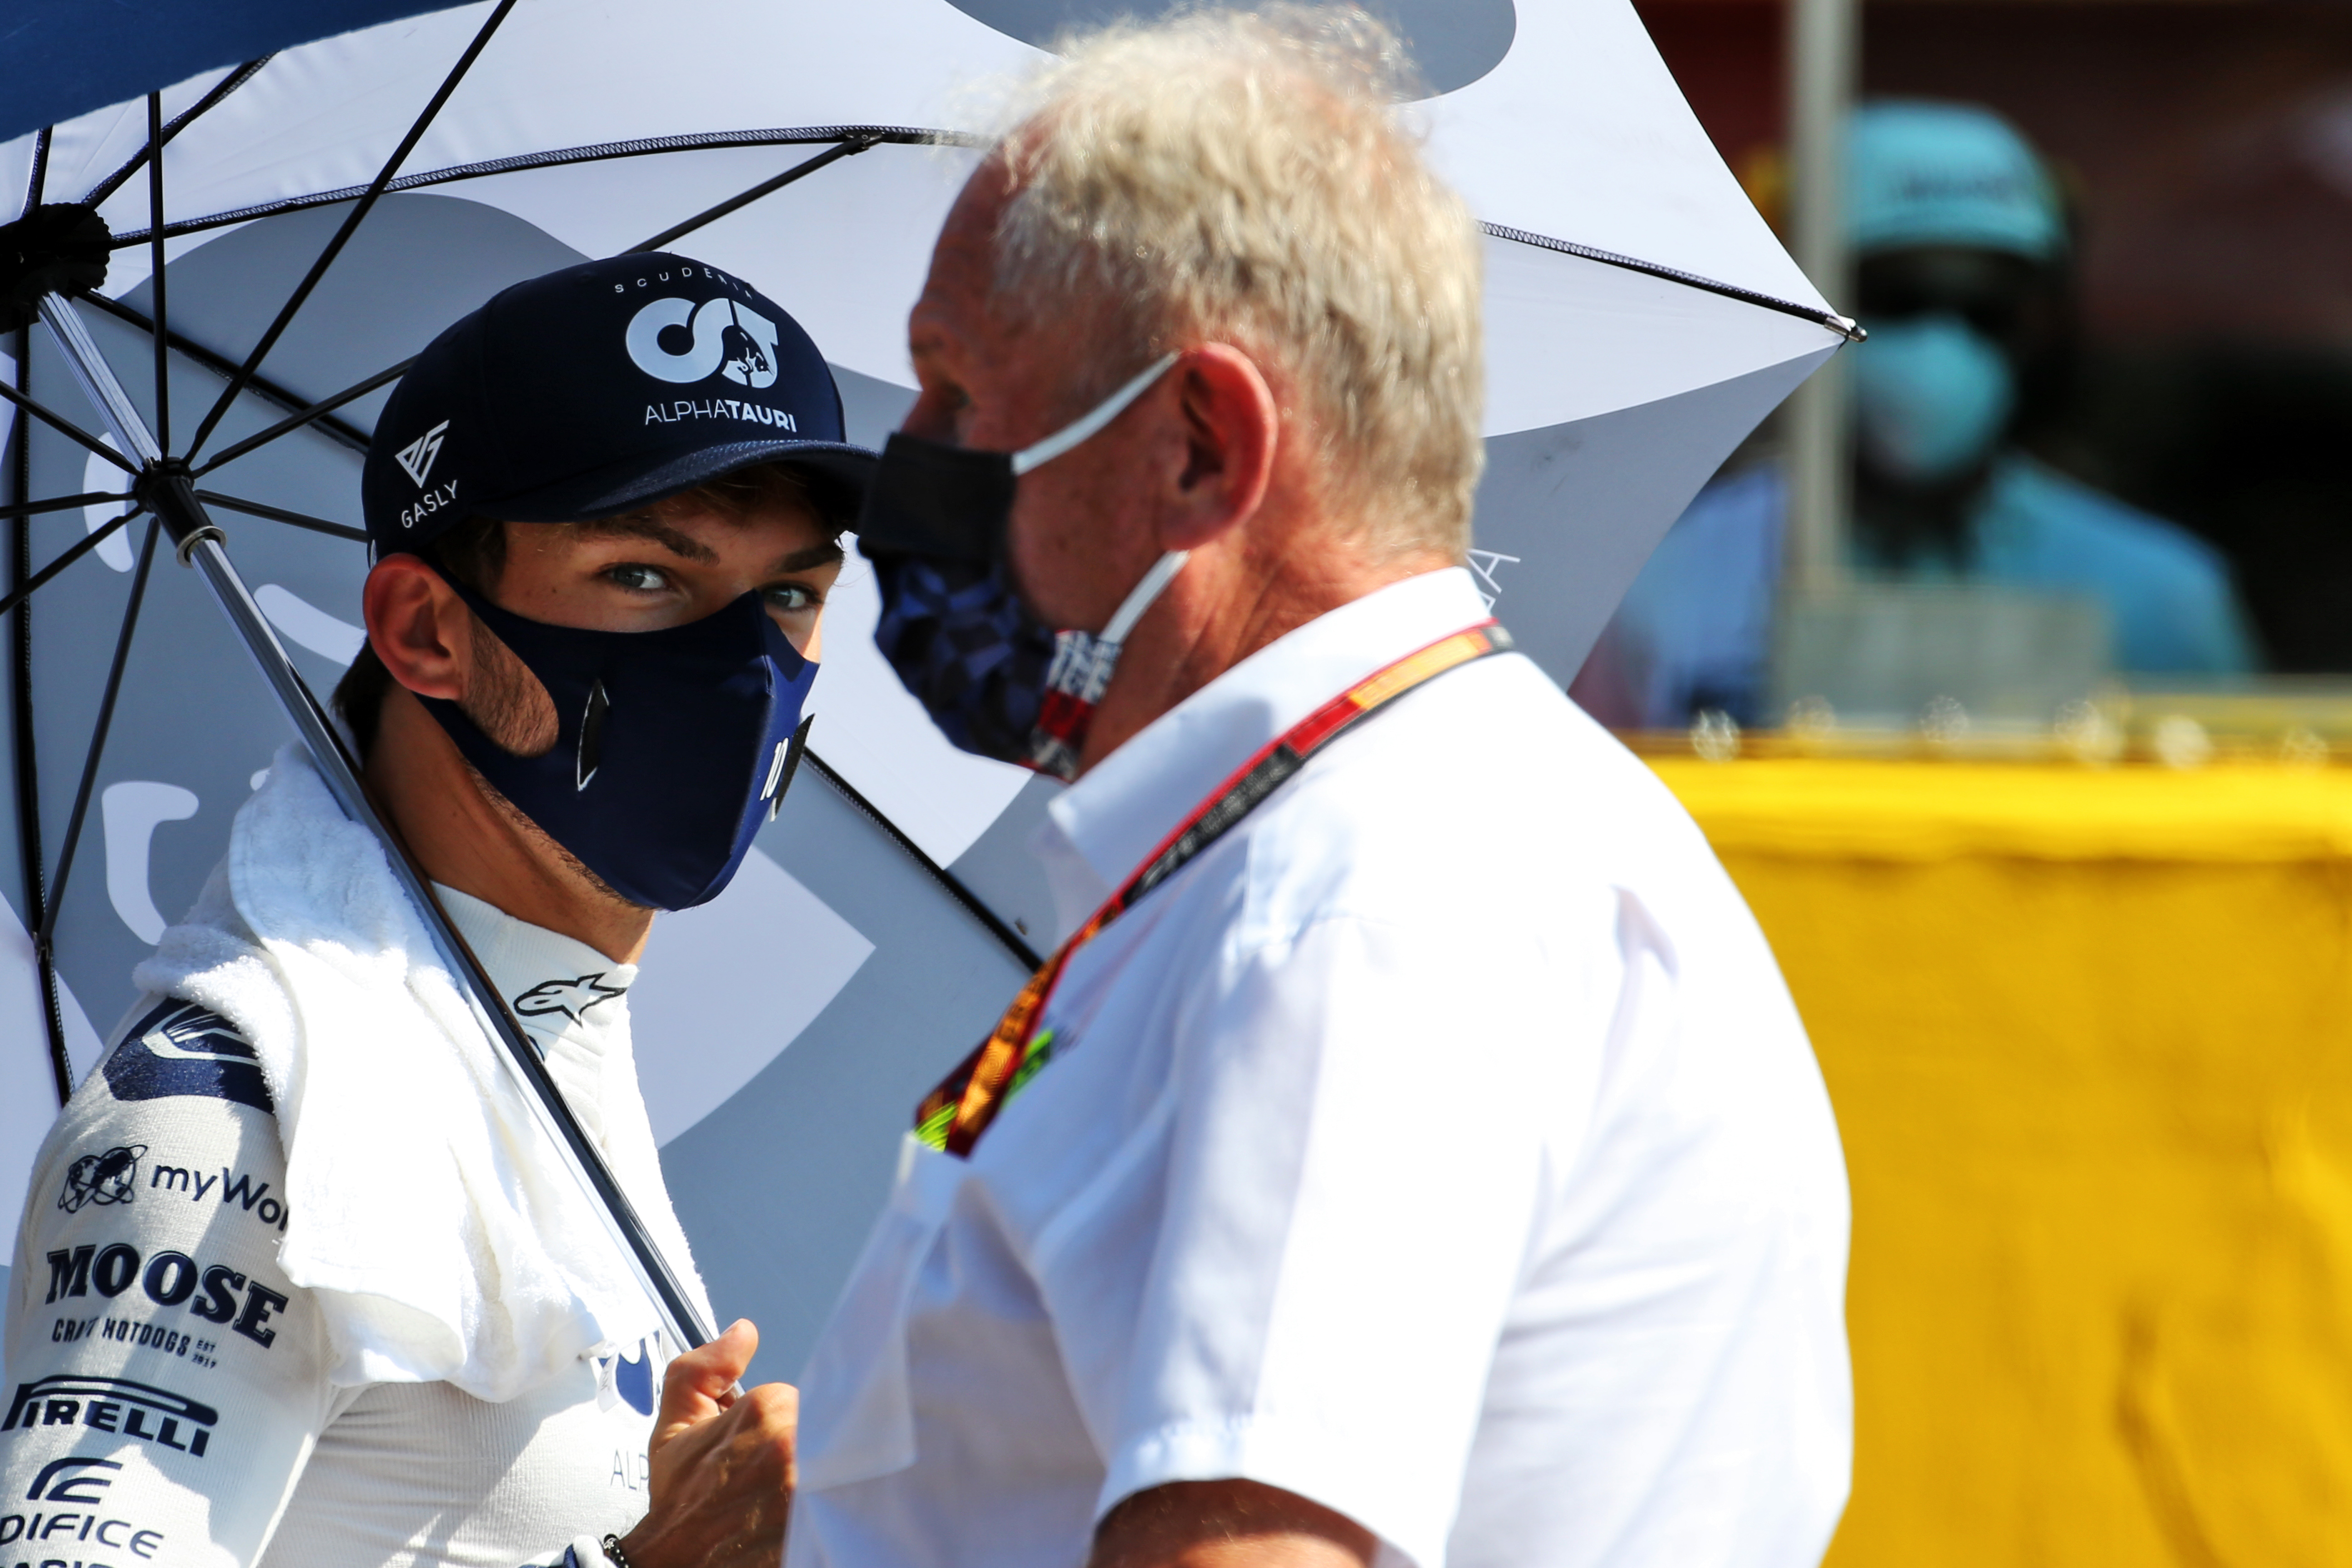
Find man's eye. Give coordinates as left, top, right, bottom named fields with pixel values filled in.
left=606, top=564, right=668, bottom=592
left=764, top=583, right=819, bottom=613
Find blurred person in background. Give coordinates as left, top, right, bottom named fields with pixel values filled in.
left=1575, top=100, right=2256, bottom=730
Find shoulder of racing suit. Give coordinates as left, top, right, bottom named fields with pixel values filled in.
left=6, top=996, right=657, bottom=1568
left=3, top=995, right=332, bottom=1567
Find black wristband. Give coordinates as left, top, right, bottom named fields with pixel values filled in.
left=601, top=1533, right=637, bottom=1568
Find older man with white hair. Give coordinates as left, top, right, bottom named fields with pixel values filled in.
left=789, top=9, right=1852, bottom=1568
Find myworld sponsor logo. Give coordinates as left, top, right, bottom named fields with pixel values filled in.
left=56, top=1145, right=144, bottom=1214
left=144, top=1161, right=291, bottom=1230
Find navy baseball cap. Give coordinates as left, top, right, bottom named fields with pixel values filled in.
left=363, top=252, right=877, bottom=550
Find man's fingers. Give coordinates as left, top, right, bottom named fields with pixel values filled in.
left=656, top=1318, right=758, bottom=1433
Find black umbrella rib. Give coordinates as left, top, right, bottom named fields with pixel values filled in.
left=80, top=293, right=376, bottom=457
left=0, top=490, right=133, bottom=521
left=802, top=748, right=1044, bottom=973
left=0, top=379, right=138, bottom=472
left=194, top=491, right=368, bottom=543
left=108, top=125, right=970, bottom=246
left=191, top=356, right=408, bottom=475
left=0, top=510, right=143, bottom=623
left=9, top=326, right=70, bottom=1105
left=182, top=0, right=520, bottom=464
left=39, top=516, right=162, bottom=966
left=147, top=94, right=171, bottom=455
left=629, top=135, right=878, bottom=255
left=1480, top=223, right=1863, bottom=340
left=22, top=127, right=51, bottom=218
left=80, top=124, right=1856, bottom=343
left=142, top=137, right=886, bottom=475
left=80, top=57, right=273, bottom=210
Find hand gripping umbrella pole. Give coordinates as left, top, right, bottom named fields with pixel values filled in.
left=33, top=290, right=717, bottom=1355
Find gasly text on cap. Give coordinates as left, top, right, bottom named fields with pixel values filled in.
left=361, top=252, right=876, bottom=552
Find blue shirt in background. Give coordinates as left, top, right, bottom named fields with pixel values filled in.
left=1577, top=455, right=2256, bottom=730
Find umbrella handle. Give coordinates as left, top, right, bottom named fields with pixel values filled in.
left=34, top=291, right=716, bottom=1354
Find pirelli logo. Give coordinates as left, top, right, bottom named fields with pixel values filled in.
left=0, top=1374, right=217, bottom=1458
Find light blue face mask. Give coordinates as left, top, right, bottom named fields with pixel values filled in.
left=1851, top=313, right=2015, bottom=485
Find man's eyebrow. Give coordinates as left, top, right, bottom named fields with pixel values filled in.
left=769, top=540, right=846, bottom=575
left=574, top=514, right=719, bottom=564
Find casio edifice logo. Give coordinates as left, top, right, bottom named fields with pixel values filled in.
left=6, top=1454, right=174, bottom=1559
left=393, top=419, right=450, bottom=486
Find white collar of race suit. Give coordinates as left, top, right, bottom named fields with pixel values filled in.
left=132, top=744, right=709, bottom=1399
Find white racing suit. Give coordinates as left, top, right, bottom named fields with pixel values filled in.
left=2, top=755, right=703, bottom=1568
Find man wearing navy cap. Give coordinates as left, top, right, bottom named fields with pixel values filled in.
left=2, top=253, right=872, bottom=1568
left=1578, top=101, right=2256, bottom=729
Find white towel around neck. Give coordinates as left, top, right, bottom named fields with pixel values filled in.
left=133, top=744, right=711, bottom=1402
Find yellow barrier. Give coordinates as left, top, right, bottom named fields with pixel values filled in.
left=1648, top=759, right=2352, bottom=1567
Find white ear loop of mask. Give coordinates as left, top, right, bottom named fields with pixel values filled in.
left=1011, top=352, right=1182, bottom=476
left=1041, top=547, right=1191, bottom=742
left=1013, top=351, right=1192, bottom=736
left=1101, top=548, right=1190, bottom=645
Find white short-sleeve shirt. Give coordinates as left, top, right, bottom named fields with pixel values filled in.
left=789, top=567, right=1851, bottom=1568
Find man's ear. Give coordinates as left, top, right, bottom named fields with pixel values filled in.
left=362, top=554, right=474, bottom=701
left=1160, top=344, right=1278, bottom=552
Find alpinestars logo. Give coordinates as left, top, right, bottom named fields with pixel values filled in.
left=514, top=973, right=629, bottom=1025
left=394, top=420, right=451, bottom=487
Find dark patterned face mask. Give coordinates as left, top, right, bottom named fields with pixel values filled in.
left=855, top=354, right=1185, bottom=780
left=867, top=554, right=1056, bottom=766
left=867, top=550, right=1189, bottom=780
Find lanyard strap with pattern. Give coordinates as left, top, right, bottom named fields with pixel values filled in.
left=915, top=619, right=1513, bottom=1157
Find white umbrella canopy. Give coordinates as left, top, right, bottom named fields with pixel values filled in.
left=0, top=0, right=1843, bottom=1381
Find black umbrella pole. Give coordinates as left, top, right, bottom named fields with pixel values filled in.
left=33, top=293, right=714, bottom=1354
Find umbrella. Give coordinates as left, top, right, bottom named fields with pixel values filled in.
left=0, top=0, right=1852, bottom=1383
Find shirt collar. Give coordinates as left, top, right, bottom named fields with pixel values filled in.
left=434, top=882, right=637, bottom=1040
left=1033, top=565, right=1493, bottom=934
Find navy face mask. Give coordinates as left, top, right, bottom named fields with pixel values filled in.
left=418, top=573, right=817, bottom=911
left=858, top=354, right=1181, bottom=778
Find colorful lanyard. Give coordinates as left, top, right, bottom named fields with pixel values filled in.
left=915, top=618, right=1513, bottom=1157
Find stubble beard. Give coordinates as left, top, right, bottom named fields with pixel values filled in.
left=457, top=613, right=650, bottom=918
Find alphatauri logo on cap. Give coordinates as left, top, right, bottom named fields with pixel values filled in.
left=626, top=297, right=782, bottom=389
left=394, top=420, right=451, bottom=487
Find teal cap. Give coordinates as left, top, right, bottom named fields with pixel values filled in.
left=1850, top=100, right=2064, bottom=260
